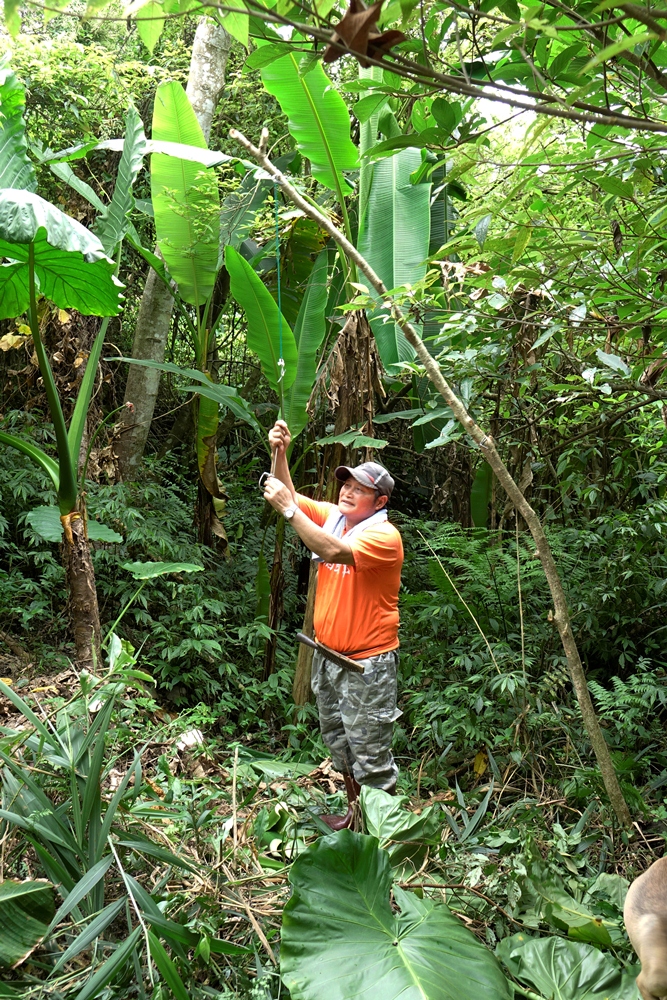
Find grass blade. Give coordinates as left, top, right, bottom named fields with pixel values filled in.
left=147, top=932, right=190, bottom=1000
left=51, top=897, right=126, bottom=974
left=71, top=923, right=142, bottom=1000
left=48, top=856, right=114, bottom=932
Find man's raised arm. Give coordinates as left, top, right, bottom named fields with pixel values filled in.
left=268, top=419, right=297, bottom=502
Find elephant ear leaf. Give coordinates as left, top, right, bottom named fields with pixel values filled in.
left=0, top=66, right=37, bottom=192
left=496, top=933, right=638, bottom=1000
left=0, top=190, right=123, bottom=319
left=281, top=830, right=511, bottom=1000
left=225, top=245, right=298, bottom=394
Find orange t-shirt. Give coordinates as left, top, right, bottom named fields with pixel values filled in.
left=296, top=495, right=403, bottom=659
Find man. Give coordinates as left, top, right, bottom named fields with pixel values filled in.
left=263, top=419, right=403, bottom=830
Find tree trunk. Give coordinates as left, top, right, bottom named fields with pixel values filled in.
left=61, top=510, right=102, bottom=671
left=233, top=130, right=633, bottom=830
left=292, top=561, right=318, bottom=704
left=116, top=18, right=232, bottom=480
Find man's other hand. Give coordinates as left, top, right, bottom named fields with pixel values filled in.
left=263, top=476, right=294, bottom=513
left=268, top=419, right=291, bottom=455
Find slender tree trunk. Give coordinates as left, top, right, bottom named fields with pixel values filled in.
left=61, top=510, right=102, bottom=671
left=116, top=18, right=232, bottom=479
left=292, top=561, right=317, bottom=704
left=233, top=128, right=633, bottom=829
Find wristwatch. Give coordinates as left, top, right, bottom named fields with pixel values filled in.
left=283, top=503, right=298, bottom=520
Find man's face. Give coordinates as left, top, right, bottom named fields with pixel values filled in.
left=338, top=477, right=387, bottom=526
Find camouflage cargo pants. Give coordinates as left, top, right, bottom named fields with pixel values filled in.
left=310, top=648, right=401, bottom=791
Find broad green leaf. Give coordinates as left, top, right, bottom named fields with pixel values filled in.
left=0, top=191, right=123, bottom=318
left=358, top=67, right=384, bottom=229
left=121, top=561, right=203, bottom=579
left=96, top=107, right=147, bottom=255
left=260, top=51, right=358, bottom=196
left=150, top=81, right=220, bottom=305
left=0, top=430, right=60, bottom=491
left=25, top=505, right=62, bottom=542
left=471, top=462, right=492, bottom=528
left=0, top=67, right=37, bottom=192
left=73, top=925, right=142, bottom=1000
left=245, top=43, right=287, bottom=69
left=0, top=880, right=55, bottom=968
left=285, top=249, right=329, bottom=439
left=220, top=0, right=248, bottom=47
left=496, top=933, right=638, bottom=1000
left=24, top=506, right=122, bottom=544
left=281, top=831, right=511, bottom=1000
left=225, top=245, right=298, bottom=393
left=357, top=147, right=430, bottom=373
left=115, top=357, right=264, bottom=438
left=136, top=0, right=164, bottom=53
left=354, top=93, right=389, bottom=124
left=88, top=521, right=123, bottom=543
left=360, top=786, right=440, bottom=848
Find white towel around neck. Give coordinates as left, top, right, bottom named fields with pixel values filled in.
left=311, top=507, right=388, bottom=563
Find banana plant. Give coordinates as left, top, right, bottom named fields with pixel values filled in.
left=0, top=67, right=142, bottom=669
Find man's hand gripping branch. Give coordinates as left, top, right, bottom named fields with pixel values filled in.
left=263, top=420, right=354, bottom=566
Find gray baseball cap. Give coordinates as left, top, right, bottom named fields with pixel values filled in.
left=335, top=461, right=395, bottom=498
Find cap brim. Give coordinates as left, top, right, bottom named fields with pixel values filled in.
left=334, top=466, right=355, bottom=482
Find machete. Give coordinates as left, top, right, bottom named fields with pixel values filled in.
left=296, top=633, right=365, bottom=674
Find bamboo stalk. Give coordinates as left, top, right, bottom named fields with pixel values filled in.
left=230, top=126, right=633, bottom=829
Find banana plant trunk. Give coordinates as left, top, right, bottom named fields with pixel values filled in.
left=61, top=509, right=102, bottom=671
left=116, top=18, right=231, bottom=480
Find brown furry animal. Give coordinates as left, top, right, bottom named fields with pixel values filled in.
left=625, top=858, right=667, bottom=1000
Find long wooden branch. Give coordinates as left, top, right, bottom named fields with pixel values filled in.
left=230, top=126, right=633, bottom=829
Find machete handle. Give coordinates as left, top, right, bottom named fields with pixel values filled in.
left=296, top=632, right=318, bottom=650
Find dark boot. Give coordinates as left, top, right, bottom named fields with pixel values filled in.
left=321, top=774, right=361, bottom=831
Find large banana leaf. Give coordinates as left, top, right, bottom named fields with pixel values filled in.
left=0, top=66, right=37, bottom=191
left=357, top=66, right=385, bottom=235
left=357, top=147, right=430, bottom=373
left=284, top=249, right=329, bottom=439
left=150, top=81, right=220, bottom=305
left=0, top=880, right=55, bottom=969
left=95, top=106, right=147, bottom=256
left=0, top=190, right=123, bottom=318
left=281, top=830, right=511, bottom=1000
left=225, top=245, right=298, bottom=394
left=496, top=934, right=639, bottom=1000
left=260, top=52, right=358, bottom=197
